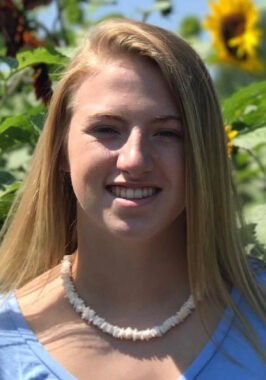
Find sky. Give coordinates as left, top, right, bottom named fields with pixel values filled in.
left=38, top=0, right=266, bottom=34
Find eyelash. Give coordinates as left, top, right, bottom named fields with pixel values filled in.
left=93, top=126, right=119, bottom=134
left=156, top=130, right=181, bottom=138
left=92, top=126, right=182, bottom=139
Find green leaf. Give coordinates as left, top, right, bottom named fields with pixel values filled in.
left=16, top=47, right=68, bottom=71
left=233, top=127, right=266, bottom=149
left=0, top=182, right=20, bottom=222
left=223, top=81, right=266, bottom=129
left=0, top=170, right=16, bottom=191
left=204, top=51, right=220, bottom=64
left=246, top=204, right=266, bottom=248
left=0, top=114, right=39, bottom=152
left=64, top=0, right=83, bottom=24
left=0, top=115, right=32, bottom=134
left=0, top=35, right=6, bottom=56
left=152, top=0, right=172, bottom=11
left=234, top=167, right=260, bottom=181
left=29, top=110, right=47, bottom=132
left=179, top=16, right=201, bottom=38
left=55, top=46, right=79, bottom=59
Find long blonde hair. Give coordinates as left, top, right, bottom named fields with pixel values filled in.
left=0, top=18, right=265, bottom=358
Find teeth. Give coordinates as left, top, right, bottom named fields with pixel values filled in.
left=109, top=186, right=158, bottom=199
left=143, top=188, right=148, bottom=197
left=134, top=189, right=142, bottom=199
left=126, top=189, right=134, bottom=198
left=121, top=187, right=127, bottom=198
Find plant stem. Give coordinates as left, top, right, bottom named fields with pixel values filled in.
left=55, top=0, right=67, bottom=45
left=142, top=11, right=151, bottom=22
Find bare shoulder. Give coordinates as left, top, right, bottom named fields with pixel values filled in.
left=16, top=263, right=65, bottom=318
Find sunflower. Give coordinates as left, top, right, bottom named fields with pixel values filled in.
left=204, top=0, right=264, bottom=72
left=225, top=125, right=238, bottom=155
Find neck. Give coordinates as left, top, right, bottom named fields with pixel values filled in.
left=71, top=213, right=189, bottom=325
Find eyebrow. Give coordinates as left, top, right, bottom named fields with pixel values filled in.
left=84, top=113, right=182, bottom=124
left=152, top=115, right=182, bottom=123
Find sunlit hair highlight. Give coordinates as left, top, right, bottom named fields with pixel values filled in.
left=0, top=18, right=265, bottom=359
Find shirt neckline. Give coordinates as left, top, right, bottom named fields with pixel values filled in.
left=8, top=293, right=77, bottom=380
left=8, top=287, right=240, bottom=380
left=178, top=287, right=239, bottom=379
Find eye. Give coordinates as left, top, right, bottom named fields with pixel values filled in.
left=156, top=130, right=182, bottom=138
left=94, top=126, right=119, bottom=134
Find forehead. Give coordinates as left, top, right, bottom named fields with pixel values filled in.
left=71, top=56, right=178, bottom=116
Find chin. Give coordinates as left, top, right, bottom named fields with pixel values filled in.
left=104, top=218, right=170, bottom=243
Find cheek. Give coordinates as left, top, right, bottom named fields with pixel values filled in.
left=165, top=150, right=186, bottom=207
left=68, top=139, right=114, bottom=191
left=163, top=147, right=185, bottom=181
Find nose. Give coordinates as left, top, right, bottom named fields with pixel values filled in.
left=116, top=127, right=153, bottom=178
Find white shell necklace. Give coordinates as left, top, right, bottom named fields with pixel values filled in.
left=61, top=255, right=195, bottom=341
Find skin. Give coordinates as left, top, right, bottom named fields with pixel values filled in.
left=16, top=56, right=223, bottom=380
left=68, top=56, right=188, bottom=314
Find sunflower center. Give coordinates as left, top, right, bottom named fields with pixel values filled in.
left=221, top=13, right=247, bottom=59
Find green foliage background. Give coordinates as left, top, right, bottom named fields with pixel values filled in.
left=0, top=0, right=266, bottom=260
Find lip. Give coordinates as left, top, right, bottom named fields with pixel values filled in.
left=106, top=182, right=161, bottom=189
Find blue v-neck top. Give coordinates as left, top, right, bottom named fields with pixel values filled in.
left=0, top=270, right=265, bottom=380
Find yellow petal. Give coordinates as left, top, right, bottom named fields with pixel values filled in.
left=203, top=0, right=263, bottom=72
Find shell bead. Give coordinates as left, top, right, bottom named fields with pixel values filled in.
left=61, top=255, right=195, bottom=341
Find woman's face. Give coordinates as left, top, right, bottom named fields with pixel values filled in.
left=67, top=56, right=185, bottom=241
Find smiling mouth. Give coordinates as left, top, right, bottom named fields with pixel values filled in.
left=106, top=186, right=161, bottom=200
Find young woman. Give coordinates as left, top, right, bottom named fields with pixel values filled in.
left=0, top=18, right=265, bottom=380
